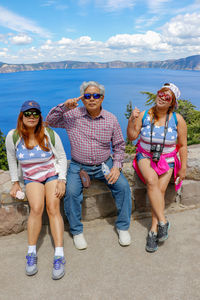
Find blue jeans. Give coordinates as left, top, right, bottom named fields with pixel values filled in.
left=24, top=175, right=58, bottom=186
left=64, top=157, right=132, bottom=235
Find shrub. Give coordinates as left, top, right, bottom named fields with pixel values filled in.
left=0, top=130, right=8, bottom=170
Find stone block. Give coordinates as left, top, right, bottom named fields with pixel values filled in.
left=165, top=183, right=177, bottom=205
left=0, top=203, right=29, bottom=236
left=83, top=180, right=117, bottom=221
left=133, top=188, right=148, bottom=212
left=186, top=145, right=200, bottom=180
left=180, top=180, right=200, bottom=206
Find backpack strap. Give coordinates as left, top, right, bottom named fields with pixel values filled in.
left=46, top=127, right=55, bottom=147
left=12, top=129, right=20, bottom=146
left=12, top=127, right=55, bottom=147
left=172, top=112, right=178, bottom=126
left=142, top=110, right=148, bottom=125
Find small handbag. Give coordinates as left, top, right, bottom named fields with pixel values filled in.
left=79, top=169, right=91, bottom=188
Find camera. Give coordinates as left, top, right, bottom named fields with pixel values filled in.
left=150, top=144, right=163, bottom=162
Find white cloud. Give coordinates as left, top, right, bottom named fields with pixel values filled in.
left=10, top=34, right=33, bottom=45
left=96, top=0, right=136, bottom=11
left=135, top=16, right=160, bottom=29
left=107, top=31, right=170, bottom=51
left=175, top=0, right=200, bottom=14
left=147, top=0, right=172, bottom=13
left=1, top=10, right=200, bottom=64
left=162, top=13, right=200, bottom=39
left=58, top=37, right=72, bottom=45
left=78, top=0, right=136, bottom=11
left=0, top=5, right=50, bottom=38
left=0, top=48, right=8, bottom=58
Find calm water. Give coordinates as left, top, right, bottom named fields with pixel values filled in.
left=1, top=68, right=200, bottom=158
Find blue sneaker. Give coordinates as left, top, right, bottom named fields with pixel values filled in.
left=26, top=253, right=38, bottom=276
left=52, top=256, right=66, bottom=280
left=158, top=221, right=170, bottom=242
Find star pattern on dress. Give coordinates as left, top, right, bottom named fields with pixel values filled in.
left=41, top=153, right=46, bottom=157
left=29, top=153, right=35, bottom=157
left=168, top=127, right=173, bottom=133
left=19, top=153, right=24, bottom=159
left=36, top=146, right=40, bottom=151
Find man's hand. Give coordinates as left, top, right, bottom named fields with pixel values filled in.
left=129, top=107, right=140, bottom=121
left=55, top=180, right=66, bottom=199
left=64, top=95, right=83, bottom=110
left=10, top=182, right=22, bottom=198
left=106, top=167, right=120, bottom=185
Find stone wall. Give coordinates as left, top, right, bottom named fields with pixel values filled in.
left=1, top=144, right=200, bottom=236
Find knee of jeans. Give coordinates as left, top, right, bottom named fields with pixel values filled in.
left=66, top=183, right=82, bottom=198
left=117, top=176, right=130, bottom=192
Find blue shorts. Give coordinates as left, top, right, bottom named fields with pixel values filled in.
left=136, top=152, right=175, bottom=169
left=24, top=175, right=58, bottom=186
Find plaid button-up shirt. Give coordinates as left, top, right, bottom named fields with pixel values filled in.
left=46, top=104, right=125, bottom=168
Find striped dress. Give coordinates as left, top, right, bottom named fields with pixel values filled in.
left=139, top=112, right=177, bottom=163
left=16, top=140, right=57, bottom=182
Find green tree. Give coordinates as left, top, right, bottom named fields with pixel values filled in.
left=0, top=130, right=8, bottom=170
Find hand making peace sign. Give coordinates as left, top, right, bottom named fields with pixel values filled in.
left=64, top=95, right=83, bottom=110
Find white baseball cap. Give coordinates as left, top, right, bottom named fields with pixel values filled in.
left=162, top=83, right=180, bottom=108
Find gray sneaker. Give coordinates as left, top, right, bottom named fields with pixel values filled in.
left=25, top=253, right=38, bottom=276
left=145, top=231, right=158, bottom=253
left=158, top=221, right=170, bottom=242
left=52, top=256, right=66, bottom=280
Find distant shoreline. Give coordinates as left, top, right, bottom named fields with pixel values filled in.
left=0, top=54, right=200, bottom=74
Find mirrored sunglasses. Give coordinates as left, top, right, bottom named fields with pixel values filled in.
left=84, top=93, right=102, bottom=100
left=23, top=111, right=40, bottom=119
left=157, top=91, right=172, bottom=102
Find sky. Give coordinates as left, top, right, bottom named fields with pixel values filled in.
left=0, top=0, right=200, bottom=64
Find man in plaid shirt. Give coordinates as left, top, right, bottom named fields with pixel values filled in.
left=46, top=81, right=132, bottom=249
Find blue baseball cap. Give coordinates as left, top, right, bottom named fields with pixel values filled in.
left=20, top=100, right=41, bottom=112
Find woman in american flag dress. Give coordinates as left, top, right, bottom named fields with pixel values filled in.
left=6, top=100, right=67, bottom=280
left=127, top=83, right=187, bottom=253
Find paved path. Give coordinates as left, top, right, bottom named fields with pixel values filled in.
left=1, top=208, right=200, bottom=300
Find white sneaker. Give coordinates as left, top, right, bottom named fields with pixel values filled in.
left=117, top=229, right=131, bottom=246
left=73, top=233, right=87, bottom=250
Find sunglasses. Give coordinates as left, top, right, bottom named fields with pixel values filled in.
left=84, top=93, right=102, bottom=100
left=23, top=111, right=40, bottom=119
left=157, top=91, right=172, bottom=102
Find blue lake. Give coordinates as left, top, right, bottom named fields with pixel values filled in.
left=1, top=68, right=200, bottom=158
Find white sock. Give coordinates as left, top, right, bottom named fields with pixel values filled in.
left=55, top=247, right=64, bottom=257
left=28, top=245, right=36, bottom=254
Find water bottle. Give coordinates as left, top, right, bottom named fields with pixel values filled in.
left=101, top=162, right=110, bottom=176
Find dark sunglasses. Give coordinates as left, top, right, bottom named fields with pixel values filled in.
left=84, top=93, right=102, bottom=100
left=23, top=111, right=40, bottom=119
left=157, top=91, right=172, bottom=102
